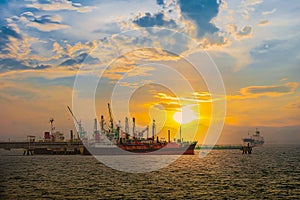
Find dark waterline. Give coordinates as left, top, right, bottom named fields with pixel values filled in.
left=1, top=145, right=299, bottom=199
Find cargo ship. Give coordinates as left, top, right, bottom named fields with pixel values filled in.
left=68, top=104, right=197, bottom=155
left=83, top=133, right=197, bottom=156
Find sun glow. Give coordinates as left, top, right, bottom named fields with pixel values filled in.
left=173, top=106, right=199, bottom=124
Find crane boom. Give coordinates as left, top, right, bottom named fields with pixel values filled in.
left=138, top=125, right=149, bottom=138
left=125, top=117, right=129, bottom=135
left=67, top=106, right=79, bottom=125
left=67, top=106, right=86, bottom=139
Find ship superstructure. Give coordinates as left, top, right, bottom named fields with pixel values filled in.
left=242, top=128, right=264, bottom=147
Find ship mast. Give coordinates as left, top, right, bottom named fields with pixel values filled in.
left=49, top=118, right=55, bottom=138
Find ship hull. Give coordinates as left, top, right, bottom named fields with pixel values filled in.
left=83, top=143, right=196, bottom=155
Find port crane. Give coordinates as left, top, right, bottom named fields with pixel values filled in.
left=107, top=103, right=120, bottom=140
left=107, top=103, right=114, bottom=133
left=152, top=119, right=156, bottom=139
left=138, top=125, right=149, bottom=139
left=125, top=117, right=129, bottom=135
left=67, top=106, right=86, bottom=139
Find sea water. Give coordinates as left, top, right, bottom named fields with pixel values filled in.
left=0, top=145, right=299, bottom=199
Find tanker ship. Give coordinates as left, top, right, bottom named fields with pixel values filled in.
left=242, top=128, right=264, bottom=147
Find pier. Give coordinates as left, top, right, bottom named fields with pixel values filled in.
left=0, top=140, right=84, bottom=155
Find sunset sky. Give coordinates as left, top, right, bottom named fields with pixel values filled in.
left=0, top=0, right=299, bottom=144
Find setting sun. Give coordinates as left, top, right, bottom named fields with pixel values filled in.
left=173, top=106, right=199, bottom=124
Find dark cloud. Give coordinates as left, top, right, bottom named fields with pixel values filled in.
left=0, top=58, right=28, bottom=72
left=34, top=64, right=51, bottom=70
left=36, top=0, right=52, bottom=4
left=133, top=12, right=176, bottom=28
left=237, top=26, right=252, bottom=37
left=0, top=26, right=22, bottom=39
left=0, top=59, right=51, bottom=73
left=247, top=85, right=292, bottom=94
left=156, top=0, right=164, bottom=6
left=241, top=82, right=298, bottom=96
left=251, top=39, right=283, bottom=54
left=178, top=0, right=220, bottom=37
left=59, top=53, right=99, bottom=66
left=33, top=15, right=60, bottom=24
left=0, top=26, right=23, bottom=54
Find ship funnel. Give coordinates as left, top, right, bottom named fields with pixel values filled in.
left=132, top=117, right=136, bottom=138
left=70, top=130, right=73, bottom=141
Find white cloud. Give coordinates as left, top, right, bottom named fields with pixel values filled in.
left=26, top=0, right=96, bottom=13
left=27, top=22, right=70, bottom=32
left=262, top=8, right=277, bottom=15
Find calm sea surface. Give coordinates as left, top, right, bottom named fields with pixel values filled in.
left=1, top=145, right=299, bottom=199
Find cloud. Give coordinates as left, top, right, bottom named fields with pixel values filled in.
left=201, top=32, right=230, bottom=48
left=258, top=20, right=270, bottom=26
left=59, top=53, right=99, bottom=66
left=286, top=99, right=300, bottom=109
left=0, top=25, right=23, bottom=55
left=21, top=13, right=70, bottom=32
left=0, top=19, right=51, bottom=65
left=242, top=0, right=263, bottom=7
left=237, top=26, right=252, bottom=37
left=118, top=79, right=153, bottom=89
left=230, top=82, right=298, bottom=99
left=0, top=58, right=28, bottom=72
left=227, top=24, right=252, bottom=40
left=64, top=41, right=98, bottom=57
left=93, top=22, right=120, bottom=35
left=133, top=12, right=176, bottom=28
left=155, top=92, right=213, bottom=103
left=100, top=48, right=180, bottom=80
left=178, top=0, right=221, bottom=37
left=26, top=0, right=95, bottom=13
left=154, top=102, right=181, bottom=111
left=34, top=64, right=51, bottom=70
left=251, top=39, right=282, bottom=54
left=156, top=0, right=165, bottom=6
left=0, top=58, right=52, bottom=73
left=262, top=8, right=277, bottom=15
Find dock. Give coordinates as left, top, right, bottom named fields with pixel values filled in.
left=0, top=141, right=85, bottom=155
